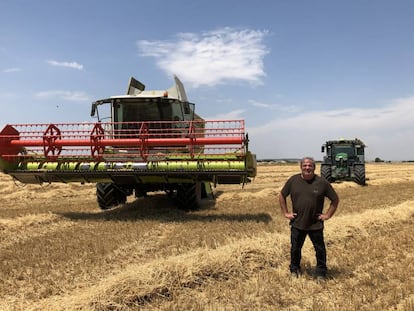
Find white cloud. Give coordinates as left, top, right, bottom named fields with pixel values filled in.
left=206, top=109, right=246, bottom=120
left=46, top=60, right=84, bottom=70
left=248, top=99, right=299, bottom=113
left=248, top=97, right=414, bottom=161
left=249, top=100, right=270, bottom=108
left=2, top=67, right=21, bottom=73
left=0, top=91, right=17, bottom=98
left=137, top=27, right=269, bottom=87
left=36, top=90, right=89, bottom=102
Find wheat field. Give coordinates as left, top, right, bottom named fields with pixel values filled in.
left=0, top=163, right=413, bottom=311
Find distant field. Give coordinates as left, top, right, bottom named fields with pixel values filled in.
left=1, top=163, right=413, bottom=310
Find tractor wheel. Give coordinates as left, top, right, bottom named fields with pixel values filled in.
left=96, top=183, right=127, bottom=210
left=321, top=165, right=334, bottom=182
left=353, top=165, right=366, bottom=185
left=175, top=183, right=201, bottom=211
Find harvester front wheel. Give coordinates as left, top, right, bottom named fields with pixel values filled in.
left=321, top=165, right=334, bottom=183
left=96, top=182, right=127, bottom=210
left=175, top=183, right=201, bottom=211
left=353, top=165, right=366, bottom=185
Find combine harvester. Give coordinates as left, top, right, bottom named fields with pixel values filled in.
left=0, top=76, right=257, bottom=210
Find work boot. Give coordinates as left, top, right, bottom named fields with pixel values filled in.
left=290, top=269, right=301, bottom=278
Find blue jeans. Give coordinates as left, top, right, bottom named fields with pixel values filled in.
left=290, top=226, right=327, bottom=276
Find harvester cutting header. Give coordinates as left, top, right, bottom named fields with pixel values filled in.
left=0, top=76, right=257, bottom=210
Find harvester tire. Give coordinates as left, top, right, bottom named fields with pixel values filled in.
left=353, top=165, right=366, bottom=185
left=321, top=165, right=334, bottom=183
left=96, top=182, right=127, bottom=210
left=175, top=183, right=200, bottom=211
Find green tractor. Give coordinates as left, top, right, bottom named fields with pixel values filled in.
left=320, top=138, right=366, bottom=185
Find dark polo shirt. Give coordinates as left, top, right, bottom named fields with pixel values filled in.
left=281, top=174, right=338, bottom=230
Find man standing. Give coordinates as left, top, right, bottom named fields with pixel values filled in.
left=279, top=157, right=339, bottom=279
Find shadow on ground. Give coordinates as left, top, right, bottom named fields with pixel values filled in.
left=58, top=193, right=273, bottom=224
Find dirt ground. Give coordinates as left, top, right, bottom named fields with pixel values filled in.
left=1, top=163, right=414, bottom=310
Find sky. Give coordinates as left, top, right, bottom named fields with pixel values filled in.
left=1, top=0, right=414, bottom=161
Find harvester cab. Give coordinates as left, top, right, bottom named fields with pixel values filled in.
left=320, top=138, right=366, bottom=185
left=0, top=75, right=257, bottom=211
left=90, top=76, right=197, bottom=124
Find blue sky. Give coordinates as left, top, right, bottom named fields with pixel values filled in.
left=1, top=0, right=414, bottom=161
